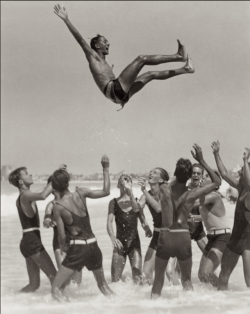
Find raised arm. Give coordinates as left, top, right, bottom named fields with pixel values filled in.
left=190, top=144, right=221, bottom=200
left=54, top=4, right=96, bottom=61
left=243, top=148, right=250, bottom=191
left=22, top=182, right=53, bottom=203
left=211, top=141, right=240, bottom=189
left=81, top=155, right=110, bottom=199
left=107, top=200, right=123, bottom=250
left=138, top=177, right=161, bottom=213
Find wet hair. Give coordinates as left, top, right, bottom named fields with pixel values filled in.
left=90, top=34, right=103, bottom=52
left=8, top=167, right=27, bottom=188
left=156, top=167, right=169, bottom=183
left=47, top=175, right=52, bottom=184
left=174, top=158, right=192, bottom=183
left=192, top=163, right=204, bottom=174
left=51, top=169, right=70, bottom=193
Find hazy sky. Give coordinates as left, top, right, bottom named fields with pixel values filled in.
left=2, top=1, right=250, bottom=176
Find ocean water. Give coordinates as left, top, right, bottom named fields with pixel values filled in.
left=1, top=181, right=249, bottom=314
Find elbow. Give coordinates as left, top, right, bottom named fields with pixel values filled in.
left=105, top=191, right=110, bottom=197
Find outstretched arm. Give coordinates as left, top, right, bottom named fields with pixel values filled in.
left=54, top=4, right=96, bottom=61
left=243, top=148, right=250, bottom=191
left=79, top=155, right=110, bottom=199
left=138, top=178, right=161, bottom=213
left=211, top=141, right=240, bottom=189
left=22, top=182, right=53, bottom=203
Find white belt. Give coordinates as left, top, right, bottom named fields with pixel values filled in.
left=70, top=238, right=97, bottom=245
left=207, top=228, right=231, bottom=235
left=23, top=227, right=40, bottom=233
left=154, top=227, right=161, bottom=232
left=161, top=228, right=189, bottom=232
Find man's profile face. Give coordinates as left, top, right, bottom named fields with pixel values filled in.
left=148, top=168, right=163, bottom=185
left=19, top=169, right=34, bottom=186
left=191, top=167, right=203, bottom=187
left=97, top=36, right=110, bottom=55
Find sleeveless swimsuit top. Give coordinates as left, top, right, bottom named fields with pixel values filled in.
left=199, top=198, right=230, bottom=231
left=114, top=198, right=139, bottom=242
left=146, top=190, right=162, bottom=228
left=55, top=190, right=95, bottom=241
left=16, top=194, right=40, bottom=230
left=231, top=188, right=250, bottom=236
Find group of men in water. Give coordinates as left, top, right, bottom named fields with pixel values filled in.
left=9, top=142, right=250, bottom=301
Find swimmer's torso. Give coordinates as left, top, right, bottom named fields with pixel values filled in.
left=55, top=189, right=95, bottom=240
left=16, top=194, right=40, bottom=229
left=113, top=198, right=139, bottom=247
left=146, top=190, right=162, bottom=228
left=89, top=58, right=116, bottom=92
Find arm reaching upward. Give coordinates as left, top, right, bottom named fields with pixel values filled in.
left=211, top=141, right=240, bottom=189
left=243, top=148, right=250, bottom=190
left=138, top=177, right=161, bottom=213
left=54, top=4, right=97, bottom=61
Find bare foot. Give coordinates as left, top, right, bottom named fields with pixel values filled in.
left=184, top=55, right=195, bottom=73
left=177, top=39, right=187, bottom=61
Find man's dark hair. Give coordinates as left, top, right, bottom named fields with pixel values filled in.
left=156, top=167, right=169, bottom=183
left=90, top=34, right=103, bottom=52
left=51, top=170, right=70, bottom=193
left=8, top=167, right=27, bottom=188
left=192, top=163, right=204, bottom=174
left=47, top=175, right=52, bottom=184
left=174, top=158, right=192, bottom=183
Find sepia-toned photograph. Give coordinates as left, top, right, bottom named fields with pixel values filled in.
left=1, top=1, right=250, bottom=313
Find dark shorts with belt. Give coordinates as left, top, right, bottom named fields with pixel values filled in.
left=149, top=230, right=160, bottom=251
left=203, top=233, right=231, bottom=257
left=156, top=230, right=192, bottom=261
left=53, top=226, right=60, bottom=252
left=227, top=231, right=250, bottom=255
left=103, top=78, right=130, bottom=109
left=188, top=221, right=206, bottom=241
left=62, top=241, right=103, bottom=272
left=20, top=230, right=45, bottom=258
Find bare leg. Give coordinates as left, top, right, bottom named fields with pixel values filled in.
left=196, top=237, right=208, bottom=253
left=128, top=55, right=195, bottom=99
left=198, top=248, right=222, bottom=287
left=71, top=270, right=82, bottom=286
left=92, top=266, right=115, bottom=296
left=20, top=257, right=40, bottom=293
left=128, top=249, right=142, bottom=284
left=54, top=249, right=66, bottom=270
left=51, top=265, right=75, bottom=301
left=177, top=257, right=193, bottom=291
left=151, top=256, right=169, bottom=298
left=218, top=247, right=240, bottom=290
left=111, top=252, right=126, bottom=282
left=31, top=250, right=57, bottom=285
left=242, top=250, right=250, bottom=287
left=118, top=40, right=188, bottom=92
left=166, top=257, right=180, bottom=286
left=142, top=247, right=156, bottom=285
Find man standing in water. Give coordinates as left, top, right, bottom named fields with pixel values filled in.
left=151, top=144, right=221, bottom=296
left=212, top=142, right=250, bottom=289
left=9, top=167, right=59, bottom=292
left=51, top=155, right=115, bottom=301
left=53, top=4, right=194, bottom=110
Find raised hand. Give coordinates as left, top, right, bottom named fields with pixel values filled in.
left=138, top=177, right=147, bottom=191
left=54, top=4, right=68, bottom=21
left=211, top=141, right=220, bottom=154
left=243, top=148, right=250, bottom=161
left=101, top=154, right=110, bottom=169
left=191, top=144, right=204, bottom=163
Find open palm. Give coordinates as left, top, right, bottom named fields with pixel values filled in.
left=54, top=4, right=68, bottom=20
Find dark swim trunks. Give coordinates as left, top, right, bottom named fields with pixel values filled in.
left=156, top=230, right=192, bottom=261
left=203, top=233, right=231, bottom=257
left=62, top=242, right=102, bottom=272
left=103, top=79, right=129, bottom=110
left=53, top=226, right=60, bottom=252
left=20, top=230, right=45, bottom=258
left=149, top=230, right=160, bottom=251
